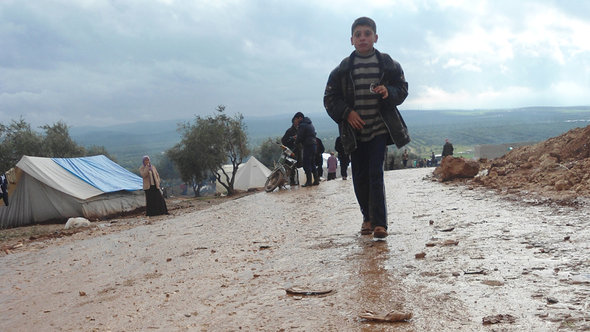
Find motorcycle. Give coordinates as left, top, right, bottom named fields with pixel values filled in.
left=264, top=143, right=299, bottom=192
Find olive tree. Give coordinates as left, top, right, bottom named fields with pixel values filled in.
left=255, top=137, right=282, bottom=168
left=0, top=118, right=43, bottom=172
left=41, top=121, right=85, bottom=157
left=0, top=118, right=113, bottom=173
left=167, top=105, right=249, bottom=196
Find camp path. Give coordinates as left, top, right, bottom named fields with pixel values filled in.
left=1, top=168, right=589, bottom=331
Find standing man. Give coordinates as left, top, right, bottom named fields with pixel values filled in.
left=334, top=136, right=350, bottom=180
left=0, top=173, right=8, bottom=206
left=281, top=112, right=304, bottom=185
left=324, top=17, right=409, bottom=239
left=402, top=149, right=409, bottom=168
left=442, top=139, right=454, bottom=157
left=295, top=115, right=319, bottom=187
left=315, top=137, right=325, bottom=180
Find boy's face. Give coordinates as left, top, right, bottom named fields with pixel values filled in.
left=351, top=25, right=378, bottom=55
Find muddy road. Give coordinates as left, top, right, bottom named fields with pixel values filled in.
left=1, top=168, right=589, bottom=331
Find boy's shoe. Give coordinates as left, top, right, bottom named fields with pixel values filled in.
left=360, top=221, right=372, bottom=235
left=373, top=226, right=388, bottom=238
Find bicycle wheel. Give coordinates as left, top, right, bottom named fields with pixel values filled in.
left=264, top=169, right=284, bottom=192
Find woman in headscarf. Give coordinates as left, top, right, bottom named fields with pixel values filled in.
left=139, top=155, right=168, bottom=216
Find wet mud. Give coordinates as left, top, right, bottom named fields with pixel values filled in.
left=1, top=168, right=589, bottom=331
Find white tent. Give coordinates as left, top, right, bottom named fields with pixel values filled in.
left=0, top=155, right=145, bottom=228
left=215, top=157, right=272, bottom=193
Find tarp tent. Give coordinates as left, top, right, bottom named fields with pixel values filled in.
left=215, top=156, right=272, bottom=193
left=0, top=155, right=145, bottom=228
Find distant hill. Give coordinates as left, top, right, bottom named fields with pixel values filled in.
left=70, top=106, right=590, bottom=170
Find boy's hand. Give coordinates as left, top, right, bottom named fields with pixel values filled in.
left=372, top=85, right=389, bottom=99
left=347, top=110, right=365, bottom=130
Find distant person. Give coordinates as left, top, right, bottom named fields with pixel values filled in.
left=402, top=149, right=409, bottom=168
left=139, top=156, right=168, bottom=216
left=334, top=136, right=350, bottom=180
left=430, top=151, right=436, bottom=166
left=295, top=116, right=319, bottom=187
left=387, top=153, right=395, bottom=170
left=281, top=112, right=304, bottom=185
left=324, top=17, right=410, bottom=238
left=442, top=139, right=454, bottom=157
left=0, top=173, right=8, bottom=206
left=315, top=137, right=325, bottom=179
left=327, top=152, right=338, bottom=180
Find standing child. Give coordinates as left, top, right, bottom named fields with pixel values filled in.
left=326, top=152, right=338, bottom=180
left=324, top=17, right=410, bottom=238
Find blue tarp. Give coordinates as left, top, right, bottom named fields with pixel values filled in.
left=52, top=155, right=142, bottom=193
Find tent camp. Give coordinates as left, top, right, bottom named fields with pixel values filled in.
left=215, top=156, right=272, bottom=193
left=0, top=155, right=145, bottom=228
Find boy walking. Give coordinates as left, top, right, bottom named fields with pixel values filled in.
left=324, top=17, right=409, bottom=238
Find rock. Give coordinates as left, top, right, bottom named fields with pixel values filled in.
left=546, top=297, right=559, bottom=304
left=554, top=180, right=571, bottom=191
left=65, top=217, right=91, bottom=230
left=481, top=280, right=504, bottom=286
left=482, top=314, right=516, bottom=325
left=433, top=156, right=480, bottom=181
left=360, top=311, right=413, bottom=322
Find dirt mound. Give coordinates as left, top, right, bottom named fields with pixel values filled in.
left=469, top=125, right=590, bottom=204
left=433, top=156, right=479, bottom=181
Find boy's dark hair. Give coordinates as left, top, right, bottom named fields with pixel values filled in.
left=292, top=112, right=304, bottom=123
left=351, top=17, right=376, bottom=35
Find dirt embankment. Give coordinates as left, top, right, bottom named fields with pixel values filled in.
left=469, top=125, right=590, bottom=205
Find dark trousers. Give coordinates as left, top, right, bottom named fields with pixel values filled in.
left=316, top=160, right=324, bottom=177
left=302, top=144, right=317, bottom=174
left=351, top=134, right=387, bottom=229
left=338, top=155, right=350, bottom=178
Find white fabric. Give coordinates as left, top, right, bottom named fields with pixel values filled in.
left=233, top=157, right=272, bottom=191
left=216, top=157, right=272, bottom=193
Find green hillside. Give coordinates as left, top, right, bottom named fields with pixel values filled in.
left=70, top=106, right=590, bottom=171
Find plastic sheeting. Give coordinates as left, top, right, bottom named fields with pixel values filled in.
left=17, top=156, right=103, bottom=200
left=52, top=155, right=142, bottom=193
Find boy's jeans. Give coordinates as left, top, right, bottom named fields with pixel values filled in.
left=350, top=134, right=387, bottom=229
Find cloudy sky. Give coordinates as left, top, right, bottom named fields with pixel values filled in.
left=1, top=0, right=590, bottom=127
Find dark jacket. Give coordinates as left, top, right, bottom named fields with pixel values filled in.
left=295, top=117, right=317, bottom=146
left=281, top=125, right=302, bottom=167
left=0, top=174, right=7, bottom=193
left=334, top=137, right=347, bottom=156
left=324, top=49, right=410, bottom=154
left=281, top=125, right=297, bottom=150
left=442, top=142, right=454, bottom=157
left=315, top=137, right=325, bottom=165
